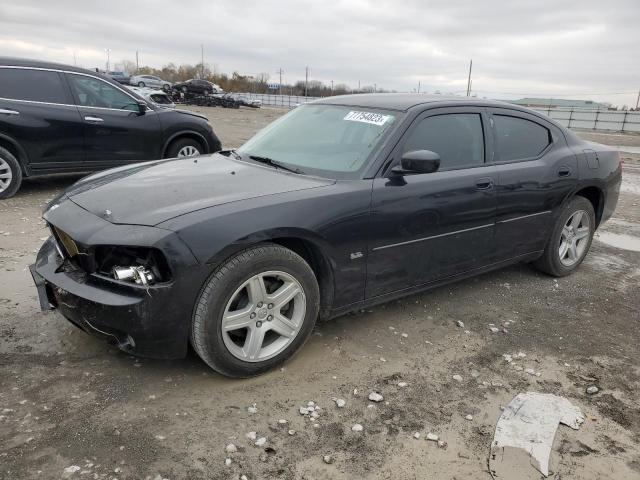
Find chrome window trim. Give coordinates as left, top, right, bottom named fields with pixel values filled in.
left=372, top=223, right=494, bottom=251
left=0, top=65, right=153, bottom=111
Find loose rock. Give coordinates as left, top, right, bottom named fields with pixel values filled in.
left=335, top=398, right=346, bottom=408
left=255, top=437, right=267, bottom=447
left=586, top=385, right=599, bottom=395
left=323, top=455, right=334, bottom=464
left=368, top=392, right=384, bottom=402
left=452, top=374, right=463, bottom=382
left=426, top=433, right=439, bottom=441
left=225, top=443, right=237, bottom=453
left=352, top=424, right=364, bottom=432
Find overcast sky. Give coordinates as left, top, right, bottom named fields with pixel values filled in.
left=1, top=0, right=638, bottom=106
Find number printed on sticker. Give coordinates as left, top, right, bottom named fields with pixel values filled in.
left=344, top=111, right=390, bottom=126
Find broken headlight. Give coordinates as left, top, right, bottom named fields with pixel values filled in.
left=94, top=246, right=171, bottom=285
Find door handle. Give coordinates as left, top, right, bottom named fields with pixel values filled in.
left=475, top=178, right=493, bottom=190
left=0, top=109, right=19, bottom=115
left=558, top=166, right=571, bottom=177
left=84, top=116, right=104, bottom=123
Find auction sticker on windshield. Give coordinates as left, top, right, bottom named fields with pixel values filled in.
left=344, top=111, right=391, bottom=126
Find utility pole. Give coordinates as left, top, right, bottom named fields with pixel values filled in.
left=331, top=80, right=334, bottom=95
left=201, top=44, right=204, bottom=78
left=277, top=68, right=284, bottom=95
left=358, top=80, right=360, bottom=92
left=636, top=87, right=640, bottom=110
left=135, top=50, right=139, bottom=72
left=466, top=59, right=473, bottom=97
left=304, top=66, right=309, bottom=98
left=73, top=52, right=77, bottom=66
left=104, top=48, right=111, bottom=73
left=374, top=83, right=377, bottom=93
left=417, top=80, right=421, bottom=94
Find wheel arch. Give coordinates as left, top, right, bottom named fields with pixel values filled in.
left=162, top=131, right=209, bottom=157
left=573, top=185, right=604, bottom=228
left=203, top=228, right=337, bottom=321
left=0, top=133, right=30, bottom=175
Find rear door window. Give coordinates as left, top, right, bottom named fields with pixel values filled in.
left=403, top=113, right=485, bottom=170
left=0, top=68, right=70, bottom=104
left=493, top=115, right=551, bottom=161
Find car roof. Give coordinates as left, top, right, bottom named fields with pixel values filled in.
left=314, top=93, right=531, bottom=113
left=0, top=56, right=106, bottom=76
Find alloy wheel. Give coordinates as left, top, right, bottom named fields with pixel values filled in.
left=0, top=157, right=12, bottom=193
left=177, top=146, right=200, bottom=157
left=558, top=210, right=590, bottom=266
left=221, top=271, right=306, bottom=362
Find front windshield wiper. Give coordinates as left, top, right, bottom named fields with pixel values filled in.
left=247, top=155, right=303, bottom=174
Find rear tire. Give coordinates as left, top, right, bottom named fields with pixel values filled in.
left=191, top=243, right=320, bottom=378
left=533, top=196, right=595, bottom=277
left=137, top=81, right=145, bottom=87
left=0, top=146, right=22, bottom=199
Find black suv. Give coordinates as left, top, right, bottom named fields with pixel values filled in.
left=0, top=58, right=222, bottom=198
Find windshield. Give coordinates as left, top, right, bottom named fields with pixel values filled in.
left=237, top=104, right=398, bottom=179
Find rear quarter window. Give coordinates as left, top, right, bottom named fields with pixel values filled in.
left=494, top=115, right=551, bottom=161
left=0, top=68, right=69, bottom=104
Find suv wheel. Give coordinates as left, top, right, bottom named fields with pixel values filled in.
left=163, top=84, right=170, bottom=92
left=166, top=138, right=202, bottom=158
left=0, top=146, right=22, bottom=199
left=191, top=244, right=320, bottom=377
left=137, top=81, right=145, bottom=87
left=533, top=196, right=595, bottom=277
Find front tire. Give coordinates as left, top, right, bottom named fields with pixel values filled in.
left=0, top=146, right=22, bottom=199
left=165, top=138, right=202, bottom=158
left=191, top=244, right=320, bottom=377
left=533, top=196, right=595, bottom=277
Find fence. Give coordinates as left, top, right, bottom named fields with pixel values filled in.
left=530, top=107, right=640, bottom=133
left=240, top=93, right=640, bottom=134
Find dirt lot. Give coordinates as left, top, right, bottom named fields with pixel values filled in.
left=1, top=106, right=639, bottom=480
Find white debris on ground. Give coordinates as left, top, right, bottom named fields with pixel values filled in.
left=456, top=320, right=465, bottom=328
left=489, top=392, right=585, bottom=479
left=62, top=466, right=81, bottom=478
left=335, top=398, right=346, bottom=408
left=322, top=454, right=334, bottom=464
left=246, top=431, right=257, bottom=441
left=413, top=432, right=421, bottom=439
left=397, top=381, right=408, bottom=388
left=255, top=437, right=267, bottom=447
left=452, top=374, right=463, bottom=382
left=225, top=443, right=237, bottom=453
left=465, top=414, right=474, bottom=421
left=225, top=458, right=232, bottom=466
left=352, top=424, right=364, bottom=432
left=489, top=326, right=500, bottom=333
left=586, top=385, right=599, bottom=394
left=368, top=392, right=384, bottom=402
left=247, top=404, right=258, bottom=414
left=426, top=433, right=439, bottom=441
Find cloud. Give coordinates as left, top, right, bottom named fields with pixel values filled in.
left=0, top=0, right=638, bottom=106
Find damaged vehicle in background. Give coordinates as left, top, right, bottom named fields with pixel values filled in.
left=127, top=86, right=176, bottom=108
left=30, top=94, right=621, bottom=378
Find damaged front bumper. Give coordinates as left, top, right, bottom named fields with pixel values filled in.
left=30, top=198, right=209, bottom=360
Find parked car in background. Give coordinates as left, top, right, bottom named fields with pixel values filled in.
left=127, top=86, right=175, bottom=109
left=173, top=79, right=222, bottom=95
left=30, top=94, right=621, bottom=377
left=233, top=94, right=262, bottom=108
left=108, top=71, right=130, bottom=85
left=0, top=57, right=221, bottom=198
left=129, top=74, right=171, bottom=91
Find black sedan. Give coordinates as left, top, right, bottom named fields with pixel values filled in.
left=31, top=94, right=622, bottom=377
left=172, top=79, right=221, bottom=95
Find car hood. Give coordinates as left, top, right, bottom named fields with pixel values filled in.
left=65, top=154, right=334, bottom=226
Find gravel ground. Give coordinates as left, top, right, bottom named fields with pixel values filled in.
left=1, top=106, right=639, bottom=480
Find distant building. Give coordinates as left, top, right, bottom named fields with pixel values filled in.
left=510, top=98, right=612, bottom=110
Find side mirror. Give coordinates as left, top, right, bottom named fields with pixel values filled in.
left=392, top=150, right=440, bottom=175
left=136, top=100, right=148, bottom=115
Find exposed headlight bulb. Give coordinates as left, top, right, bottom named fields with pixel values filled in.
left=112, top=266, right=155, bottom=286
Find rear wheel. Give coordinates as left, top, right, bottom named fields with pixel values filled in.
left=533, top=196, right=595, bottom=277
left=191, top=244, right=320, bottom=377
left=137, top=81, right=145, bottom=87
left=0, top=146, right=22, bottom=199
left=165, top=138, right=202, bottom=158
